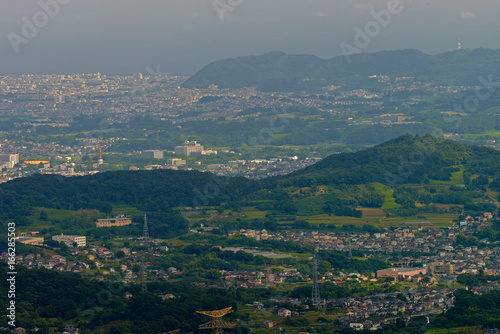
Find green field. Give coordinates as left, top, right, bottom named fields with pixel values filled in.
left=238, top=207, right=269, bottom=219
left=112, top=204, right=144, bottom=216
left=303, top=214, right=382, bottom=226
left=463, top=130, right=500, bottom=139
left=429, top=165, right=464, bottom=185
left=23, top=207, right=74, bottom=232
left=373, top=182, right=401, bottom=210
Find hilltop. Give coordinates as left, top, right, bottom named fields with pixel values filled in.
left=275, top=134, right=500, bottom=187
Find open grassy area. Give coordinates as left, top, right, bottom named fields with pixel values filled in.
left=463, top=130, right=500, bottom=139
left=296, top=193, right=335, bottom=216
left=373, top=183, right=401, bottom=210
left=304, top=214, right=383, bottom=226
left=112, top=204, right=144, bottom=216
left=239, top=207, right=269, bottom=219
left=429, top=165, right=464, bottom=185
left=424, top=214, right=456, bottom=226
left=22, top=207, right=74, bottom=232
left=377, top=214, right=455, bottom=227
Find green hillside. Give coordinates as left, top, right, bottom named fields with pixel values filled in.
left=0, top=170, right=259, bottom=238
left=274, top=134, right=500, bottom=188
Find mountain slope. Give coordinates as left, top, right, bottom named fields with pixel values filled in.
left=274, top=134, right=500, bottom=187
left=181, top=48, right=500, bottom=91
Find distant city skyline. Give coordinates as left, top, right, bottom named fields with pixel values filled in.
left=1, top=0, right=499, bottom=75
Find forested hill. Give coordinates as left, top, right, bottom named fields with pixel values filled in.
left=1, top=135, right=500, bottom=228
left=181, top=48, right=500, bottom=91
left=274, top=134, right=500, bottom=187
left=0, top=170, right=258, bottom=221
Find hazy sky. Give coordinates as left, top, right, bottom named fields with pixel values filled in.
left=1, top=0, right=499, bottom=75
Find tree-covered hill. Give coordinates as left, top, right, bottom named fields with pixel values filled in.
left=181, top=48, right=500, bottom=91
left=0, top=262, right=241, bottom=333
left=432, top=289, right=500, bottom=329
left=273, top=134, right=500, bottom=187
left=1, top=135, right=499, bottom=233
left=0, top=170, right=259, bottom=237
left=0, top=170, right=257, bottom=215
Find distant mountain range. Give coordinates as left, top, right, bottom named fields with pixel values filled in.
left=181, top=48, right=500, bottom=91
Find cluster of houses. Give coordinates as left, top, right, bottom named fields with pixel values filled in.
left=219, top=269, right=302, bottom=288
left=255, top=282, right=499, bottom=331
left=229, top=222, right=500, bottom=283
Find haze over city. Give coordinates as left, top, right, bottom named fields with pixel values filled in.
left=2, top=0, right=500, bottom=74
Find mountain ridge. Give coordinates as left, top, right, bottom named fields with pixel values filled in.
left=181, top=48, right=500, bottom=91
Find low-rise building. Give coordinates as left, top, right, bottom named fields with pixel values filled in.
left=96, top=215, right=132, bottom=228
left=167, top=158, right=186, bottom=166
left=377, top=267, right=427, bottom=279
left=53, top=234, right=86, bottom=248
left=142, top=150, right=164, bottom=159
left=428, top=262, right=455, bottom=275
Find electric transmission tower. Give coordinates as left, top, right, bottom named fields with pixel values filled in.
left=140, top=214, right=149, bottom=292
left=348, top=238, right=353, bottom=257
left=312, top=254, right=321, bottom=307
left=196, top=307, right=237, bottom=334
left=143, top=213, right=149, bottom=241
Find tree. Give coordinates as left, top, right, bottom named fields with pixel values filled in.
left=463, top=172, right=472, bottom=185
left=292, top=220, right=311, bottom=229
left=397, top=293, right=408, bottom=302
left=39, top=210, right=49, bottom=221
left=457, top=273, right=479, bottom=287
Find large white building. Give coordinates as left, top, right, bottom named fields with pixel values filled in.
left=175, top=141, right=217, bottom=156
left=167, top=158, right=186, bottom=166
left=0, top=154, right=19, bottom=169
left=175, top=141, right=204, bottom=156
left=53, top=234, right=86, bottom=248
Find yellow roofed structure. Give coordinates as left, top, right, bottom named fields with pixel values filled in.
left=196, top=307, right=233, bottom=318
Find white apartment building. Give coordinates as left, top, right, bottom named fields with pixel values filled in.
left=53, top=234, right=87, bottom=248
